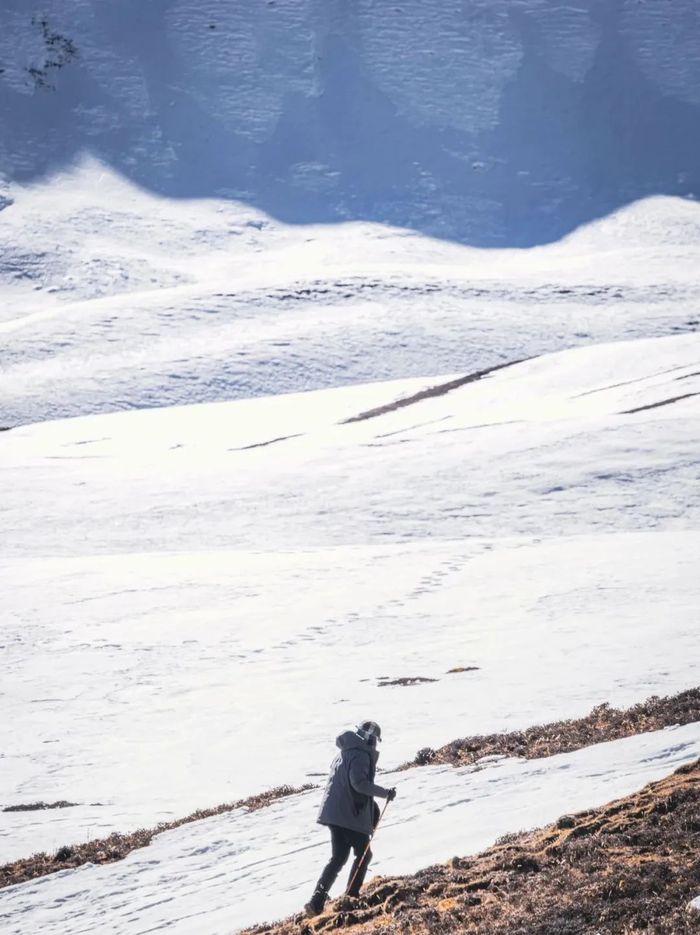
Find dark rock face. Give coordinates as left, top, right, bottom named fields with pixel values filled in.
left=1, top=0, right=700, bottom=246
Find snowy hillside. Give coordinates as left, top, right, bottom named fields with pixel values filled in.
left=3, top=727, right=700, bottom=934
left=2, top=188, right=700, bottom=935
left=2, top=335, right=699, bottom=873
left=2, top=162, right=700, bottom=426
left=2, top=3, right=700, bottom=933
left=2, top=1, right=700, bottom=245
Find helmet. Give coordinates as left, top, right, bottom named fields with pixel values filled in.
left=356, top=720, right=382, bottom=743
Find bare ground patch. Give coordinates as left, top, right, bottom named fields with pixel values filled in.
left=377, top=676, right=438, bottom=687
left=401, top=687, right=700, bottom=769
left=341, top=359, right=525, bottom=425
left=3, top=801, right=78, bottom=813
left=621, top=392, right=700, bottom=414
left=0, top=784, right=314, bottom=890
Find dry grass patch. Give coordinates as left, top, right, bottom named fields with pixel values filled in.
left=403, top=687, right=700, bottom=768
left=0, top=783, right=315, bottom=890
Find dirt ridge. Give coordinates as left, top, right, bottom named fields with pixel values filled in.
left=0, top=784, right=313, bottom=890
left=402, top=687, right=700, bottom=769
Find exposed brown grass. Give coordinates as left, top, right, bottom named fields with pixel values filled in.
left=377, top=676, right=438, bottom=687
left=341, top=360, right=524, bottom=424
left=0, top=783, right=314, bottom=890
left=244, top=758, right=700, bottom=935
left=402, top=688, right=700, bottom=769
left=2, top=801, right=78, bottom=813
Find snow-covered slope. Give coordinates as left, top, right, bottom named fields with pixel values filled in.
left=2, top=1, right=700, bottom=245
left=2, top=725, right=700, bottom=934
left=2, top=4, right=699, bottom=933
left=2, top=161, right=700, bottom=427
left=2, top=335, right=699, bottom=861
left=4, top=333, right=700, bottom=556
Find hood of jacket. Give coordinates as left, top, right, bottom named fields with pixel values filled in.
left=336, top=730, right=379, bottom=762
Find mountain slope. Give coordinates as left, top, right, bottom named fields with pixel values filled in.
left=2, top=1, right=700, bottom=245
left=2, top=727, right=700, bottom=934
left=2, top=161, right=699, bottom=426
left=246, top=759, right=700, bottom=935
left=2, top=335, right=699, bottom=862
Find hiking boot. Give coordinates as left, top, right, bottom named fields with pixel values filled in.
left=304, top=884, right=328, bottom=917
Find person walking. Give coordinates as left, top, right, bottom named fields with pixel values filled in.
left=305, top=720, right=396, bottom=917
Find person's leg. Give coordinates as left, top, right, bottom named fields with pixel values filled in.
left=345, top=829, right=372, bottom=897
left=306, top=826, right=352, bottom=915
left=318, top=826, right=352, bottom=893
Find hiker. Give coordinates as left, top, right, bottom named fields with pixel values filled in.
left=305, top=720, right=397, bottom=917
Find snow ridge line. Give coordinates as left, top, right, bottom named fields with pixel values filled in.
left=2, top=688, right=698, bottom=891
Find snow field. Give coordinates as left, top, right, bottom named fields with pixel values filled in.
left=1, top=163, right=699, bottom=935
left=1, top=5, right=700, bottom=932
left=2, top=332, right=699, bottom=860
left=3, top=332, right=699, bottom=558
left=2, top=163, right=700, bottom=426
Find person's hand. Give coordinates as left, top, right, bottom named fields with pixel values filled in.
left=386, top=787, right=397, bottom=802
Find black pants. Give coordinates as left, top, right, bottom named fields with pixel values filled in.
left=317, top=824, right=372, bottom=898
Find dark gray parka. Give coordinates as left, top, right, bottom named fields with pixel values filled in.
left=317, top=730, right=392, bottom=835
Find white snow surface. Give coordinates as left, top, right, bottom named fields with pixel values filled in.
left=2, top=329, right=700, bottom=863
left=2, top=163, right=700, bottom=933
left=2, top=1, right=700, bottom=247
left=2, top=161, right=700, bottom=426
left=2, top=724, right=700, bottom=934
left=3, top=330, right=700, bottom=556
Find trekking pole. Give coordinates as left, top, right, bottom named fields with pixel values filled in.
left=346, top=798, right=391, bottom=896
